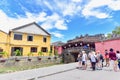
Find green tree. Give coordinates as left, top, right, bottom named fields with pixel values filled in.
left=48, top=50, right=52, bottom=56
left=0, top=51, right=8, bottom=58
left=112, top=26, right=120, bottom=34
left=27, top=52, right=33, bottom=57
left=27, top=52, right=33, bottom=61
left=48, top=50, right=52, bottom=60
left=54, top=49, right=58, bottom=56
left=107, top=33, right=112, bottom=39
left=106, top=26, right=120, bottom=38
left=14, top=49, right=22, bottom=61
left=38, top=51, right=43, bottom=56
left=37, top=51, right=43, bottom=60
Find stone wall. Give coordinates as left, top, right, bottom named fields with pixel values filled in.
left=0, top=56, right=61, bottom=67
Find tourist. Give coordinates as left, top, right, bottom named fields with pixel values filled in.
left=81, top=51, right=87, bottom=70
left=90, top=51, right=97, bottom=71
left=88, top=51, right=92, bottom=68
left=77, top=52, right=82, bottom=69
left=96, top=51, right=103, bottom=70
left=109, top=48, right=117, bottom=71
left=116, top=51, right=120, bottom=70
left=105, top=49, right=110, bottom=67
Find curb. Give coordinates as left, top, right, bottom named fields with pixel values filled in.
left=27, top=68, right=76, bottom=80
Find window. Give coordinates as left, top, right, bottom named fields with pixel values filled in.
left=41, top=47, right=48, bottom=52
left=27, top=35, right=33, bottom=41
left=31, top=47, right=37, bottom=52
left=14, top=33, right=22, bottom=40
left=43, top=36, right=47, bottom=42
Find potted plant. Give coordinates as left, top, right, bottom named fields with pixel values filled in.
left=48, top=50, right=52, bottom=60
left=37, top=51, right=43, bottom=61
left=0, top=51, right=7, bottom=63
left=14, top=49, right=22, bottom=62
left=27, top=52, right=33, bottom=61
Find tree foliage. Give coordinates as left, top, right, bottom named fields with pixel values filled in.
left=14, top=49, right=22, bottom=56
left=107, top=26, right=120, bottom=38
left=112, top=26, right=120, bottom=34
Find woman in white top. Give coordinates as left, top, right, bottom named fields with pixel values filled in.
left=116, top=51, right=120, bottom=70
left=90, top=51, right=97, bottom=71
left=81, top=51, right=87, bottom=70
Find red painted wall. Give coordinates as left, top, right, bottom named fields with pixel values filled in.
left=95, top=39, right=120, bottom=56
left=54, top=46, right=62, bottom=55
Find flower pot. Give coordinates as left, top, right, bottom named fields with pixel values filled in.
left=28, top=58, right=32, bottom=61
left=48, top=57, right=51, bottom=60
left=15, top=58, right=20, bottom=62
left=38, top=57, right=41, bottom=61
left=0, top=59, right=6, bottom=63
left=54, top=56, right=57, bottom=60
left=15, top=59, right=20, bottom=62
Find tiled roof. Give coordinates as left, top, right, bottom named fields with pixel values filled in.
left=96, top=37, right=120, bottom=42
left=52, top=41, right=65, bottom=46
left=68, top=36, right=101, bottom=43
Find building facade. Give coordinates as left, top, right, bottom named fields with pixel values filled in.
left=95, top=37, right=120, bottom=55
left=51, top=41, right=65, bottom=55
left=62, top=34, right=103, bottom=62
left=0, top=22, right=51, bottom=57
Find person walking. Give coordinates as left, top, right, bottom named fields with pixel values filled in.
left=77, top=52, right=82, bottom=69
left=81, top=51, right=87, bottom=70
left=105, top=49, right=110, bottom=67
left=90, top=51, right=97, bottom=71
left=116, top=51, right=120, bottom=71
left=109, top=48, right=117, bottom=72
left=96, top=51, right=103, bottom=70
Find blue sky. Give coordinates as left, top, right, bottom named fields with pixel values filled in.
left=0, top=0, right=120, bottom=42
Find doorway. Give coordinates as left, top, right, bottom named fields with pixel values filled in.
left=71, top=52, right=79, bottom=62
left=11, top=47, right=23, bottom=56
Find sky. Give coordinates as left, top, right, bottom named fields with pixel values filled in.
left=0, top=0, right=120, bottom=43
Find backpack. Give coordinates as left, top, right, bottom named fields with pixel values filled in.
left=100, top=54, right=104, bottom=62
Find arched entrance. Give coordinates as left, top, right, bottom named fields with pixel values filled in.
left=71, top=52, right=79, bottom=62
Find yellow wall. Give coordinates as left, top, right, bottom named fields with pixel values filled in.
left=0, top=31, right=51, bottom=57
left=0, top=31, right=9, bottom=53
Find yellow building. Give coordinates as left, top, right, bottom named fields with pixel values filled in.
left=0, top=22, right=51, bottom=57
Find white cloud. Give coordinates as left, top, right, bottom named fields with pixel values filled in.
left=55, top=20, right=67, bottom=30
left=82, top=0, right=111, bottom=19
left=72, top=0, right=82, bottom=2
left=108, top=0, right=120, bottom=10
left=51, top=32, right=64, bottom=38
left=0, top=10, right=49, bottom=33
left=41, top=13, right=67, bottom=30
left=82, top=0, right=120, bottom=19
left=36, top=0, right=82, bottom=17
left=0, top=9, right=68, bottom=36
left=43, top=1, right=53, bottom=10
left=82, top=8, right=109, bottom=19
left=62, top=2, right=82, bottom=16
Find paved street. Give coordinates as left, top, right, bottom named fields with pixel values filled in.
left=0, top=62, right=120, bottom=80
left=38, top=68, right=120, bottom=80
